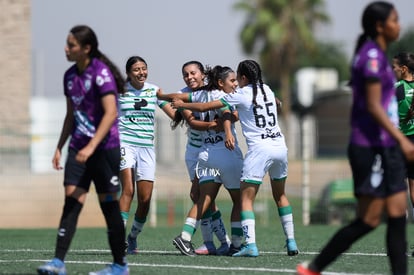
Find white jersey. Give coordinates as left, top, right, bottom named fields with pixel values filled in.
left=221, top=83, right=284, bottom=148
left=118, top=82, right=167, bottom=147
left=179, top=86, right=203, bottom=149
left=190, top=89, right=238, bottom=149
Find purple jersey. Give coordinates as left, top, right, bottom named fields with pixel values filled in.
left=64, top=58, right=120, bottom=150
left=350, top=40, right=399, bottom=147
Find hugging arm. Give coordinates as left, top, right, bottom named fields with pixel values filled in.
left=172, top=99, right=225, bottom=112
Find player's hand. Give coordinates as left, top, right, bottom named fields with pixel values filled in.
left=275, top=97, right=282, bottom=109
left=212, top=118, right=224, bottom=132
left=171, top=98, right=184, bottom=109
left=225, top=133, right=235, bottom=150
left=75, top=144, right=94, bottom=164
left=52, top=148, right=63, bottom=170
left=156, top=89, right=163, bottom=98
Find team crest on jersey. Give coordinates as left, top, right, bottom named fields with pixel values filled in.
left=84, top=79, right=91, bottom=91
left=367, top=48, right=379, bottom=58
left=366, top=58, right=379, bottom=74
left=143, top=88, right=154, bottom=96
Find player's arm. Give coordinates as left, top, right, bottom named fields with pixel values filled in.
left=181, top=109, right=218, bottom=131
left=222, top=110, right=235, bottom=150
left=172, top=98, right=224, bottom=112
left=366, top=80, right=414, bottom=161
left=52, top=97, right=74, bottom=170
left=157, top=89, right=190, bottom=102
left=76, top=93, right=118, bottom=163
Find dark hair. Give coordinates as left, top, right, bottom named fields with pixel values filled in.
left=125, top=56, right=147, bottom=82
left=394, top=52, right=414, bottom=122
left=172, top=61, right=206, bottom=130
left=394, top=52, right=414, bottom=74
left=353, top=1, right=394, bottom=55
left=181, top=60, right=205, bottom=76
left=70, top=25, right=125, bottom=93
left=204, top=65, right=234, bottom=91
left=237, top=59, right=267, bottom=106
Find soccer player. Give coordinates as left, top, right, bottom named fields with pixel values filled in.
left=297, top=2, right=414, bottom=274
left=168, top=59, right=299, bottom=257
left=36, top=25, right=129, bottom=275
left=171, top=61, right=231, bottom=255
left=118, top=56, right=175, bottom=254
left=159, top=65, right=244, bottom=256
left=393, top=52, right=414, bottom=231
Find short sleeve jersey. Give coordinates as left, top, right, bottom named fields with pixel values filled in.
left=118, top=82, right=168, bottom=147
left=350, top=40, right=398, bottom=147
left=396, top=79, right=414, bottom=135
left=63, top=58, right=119, bottom=150
left=220, top=84, right=283, bottom=148
left=179, top=86, right=203, bottom=148
left=190, top=89, right=236, bottom=149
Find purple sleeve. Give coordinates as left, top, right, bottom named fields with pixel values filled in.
left=95, top=63, right=118, bottom=95
left=360, top=48, right=383, bottom=80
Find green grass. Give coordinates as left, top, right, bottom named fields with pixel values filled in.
left=1, top=198, right=414, bottom=274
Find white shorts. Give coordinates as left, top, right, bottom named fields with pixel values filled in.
left=185, top=144, right=201, bottom=181
left=197, top=146, right=243, bottom=190
left=120, top=143, right=156, bottom=182
left=241, top=144, right=288, bottom=184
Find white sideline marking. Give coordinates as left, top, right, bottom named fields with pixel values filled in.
left=0, top=259, right=376, bottom=275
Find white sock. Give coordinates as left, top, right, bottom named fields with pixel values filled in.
left=241, top=218, right=255, bottom=244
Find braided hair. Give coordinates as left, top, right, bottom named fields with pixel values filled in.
left=237, top=60, right=267, bottom=106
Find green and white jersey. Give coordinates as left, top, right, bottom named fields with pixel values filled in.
left=221, top=83, right=284, bottom=148
left=118, top=82, right=168, bottom=147
left=179, top=87, right=204, bottom=148
left=396, top=79, right=414, bottom=136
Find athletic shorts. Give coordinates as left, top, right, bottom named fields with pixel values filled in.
left=64, top=147, right=121, bottom=194
left=406, top=135, right=414, bottom=179
left=197, top=146, right=243, bottom=190
left=120, top=144, right=155, bottom=182
left=348, top=143, right=406, bottom=198
left=241, top=143, right=288, bottom=184
left=185, top=144, right=201, bottom=181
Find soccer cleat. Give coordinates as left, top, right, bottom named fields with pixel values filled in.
left=37, top=258, right=66, bottom=275
left=216, top=242, right=230, bottom=255
left=89, top=263, right=129, bottom=275
left=296, top=262, right=321, bottom=275
left=126, top=234, right=138, bottom=255
left=286, top=239, right=299, bottom=256
left=195, top=241, right=216, bottom=255
left=232, top=243, right=259, bottom=257
left=173, top=235, right=196, bottom=256
left=227, top=244, right=241, bottom=256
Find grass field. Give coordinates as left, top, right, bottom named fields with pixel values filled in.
left=1, top=198, right=414, bottom=274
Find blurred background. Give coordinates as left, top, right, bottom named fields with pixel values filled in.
left=1, top=0, right=414, bottom=229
